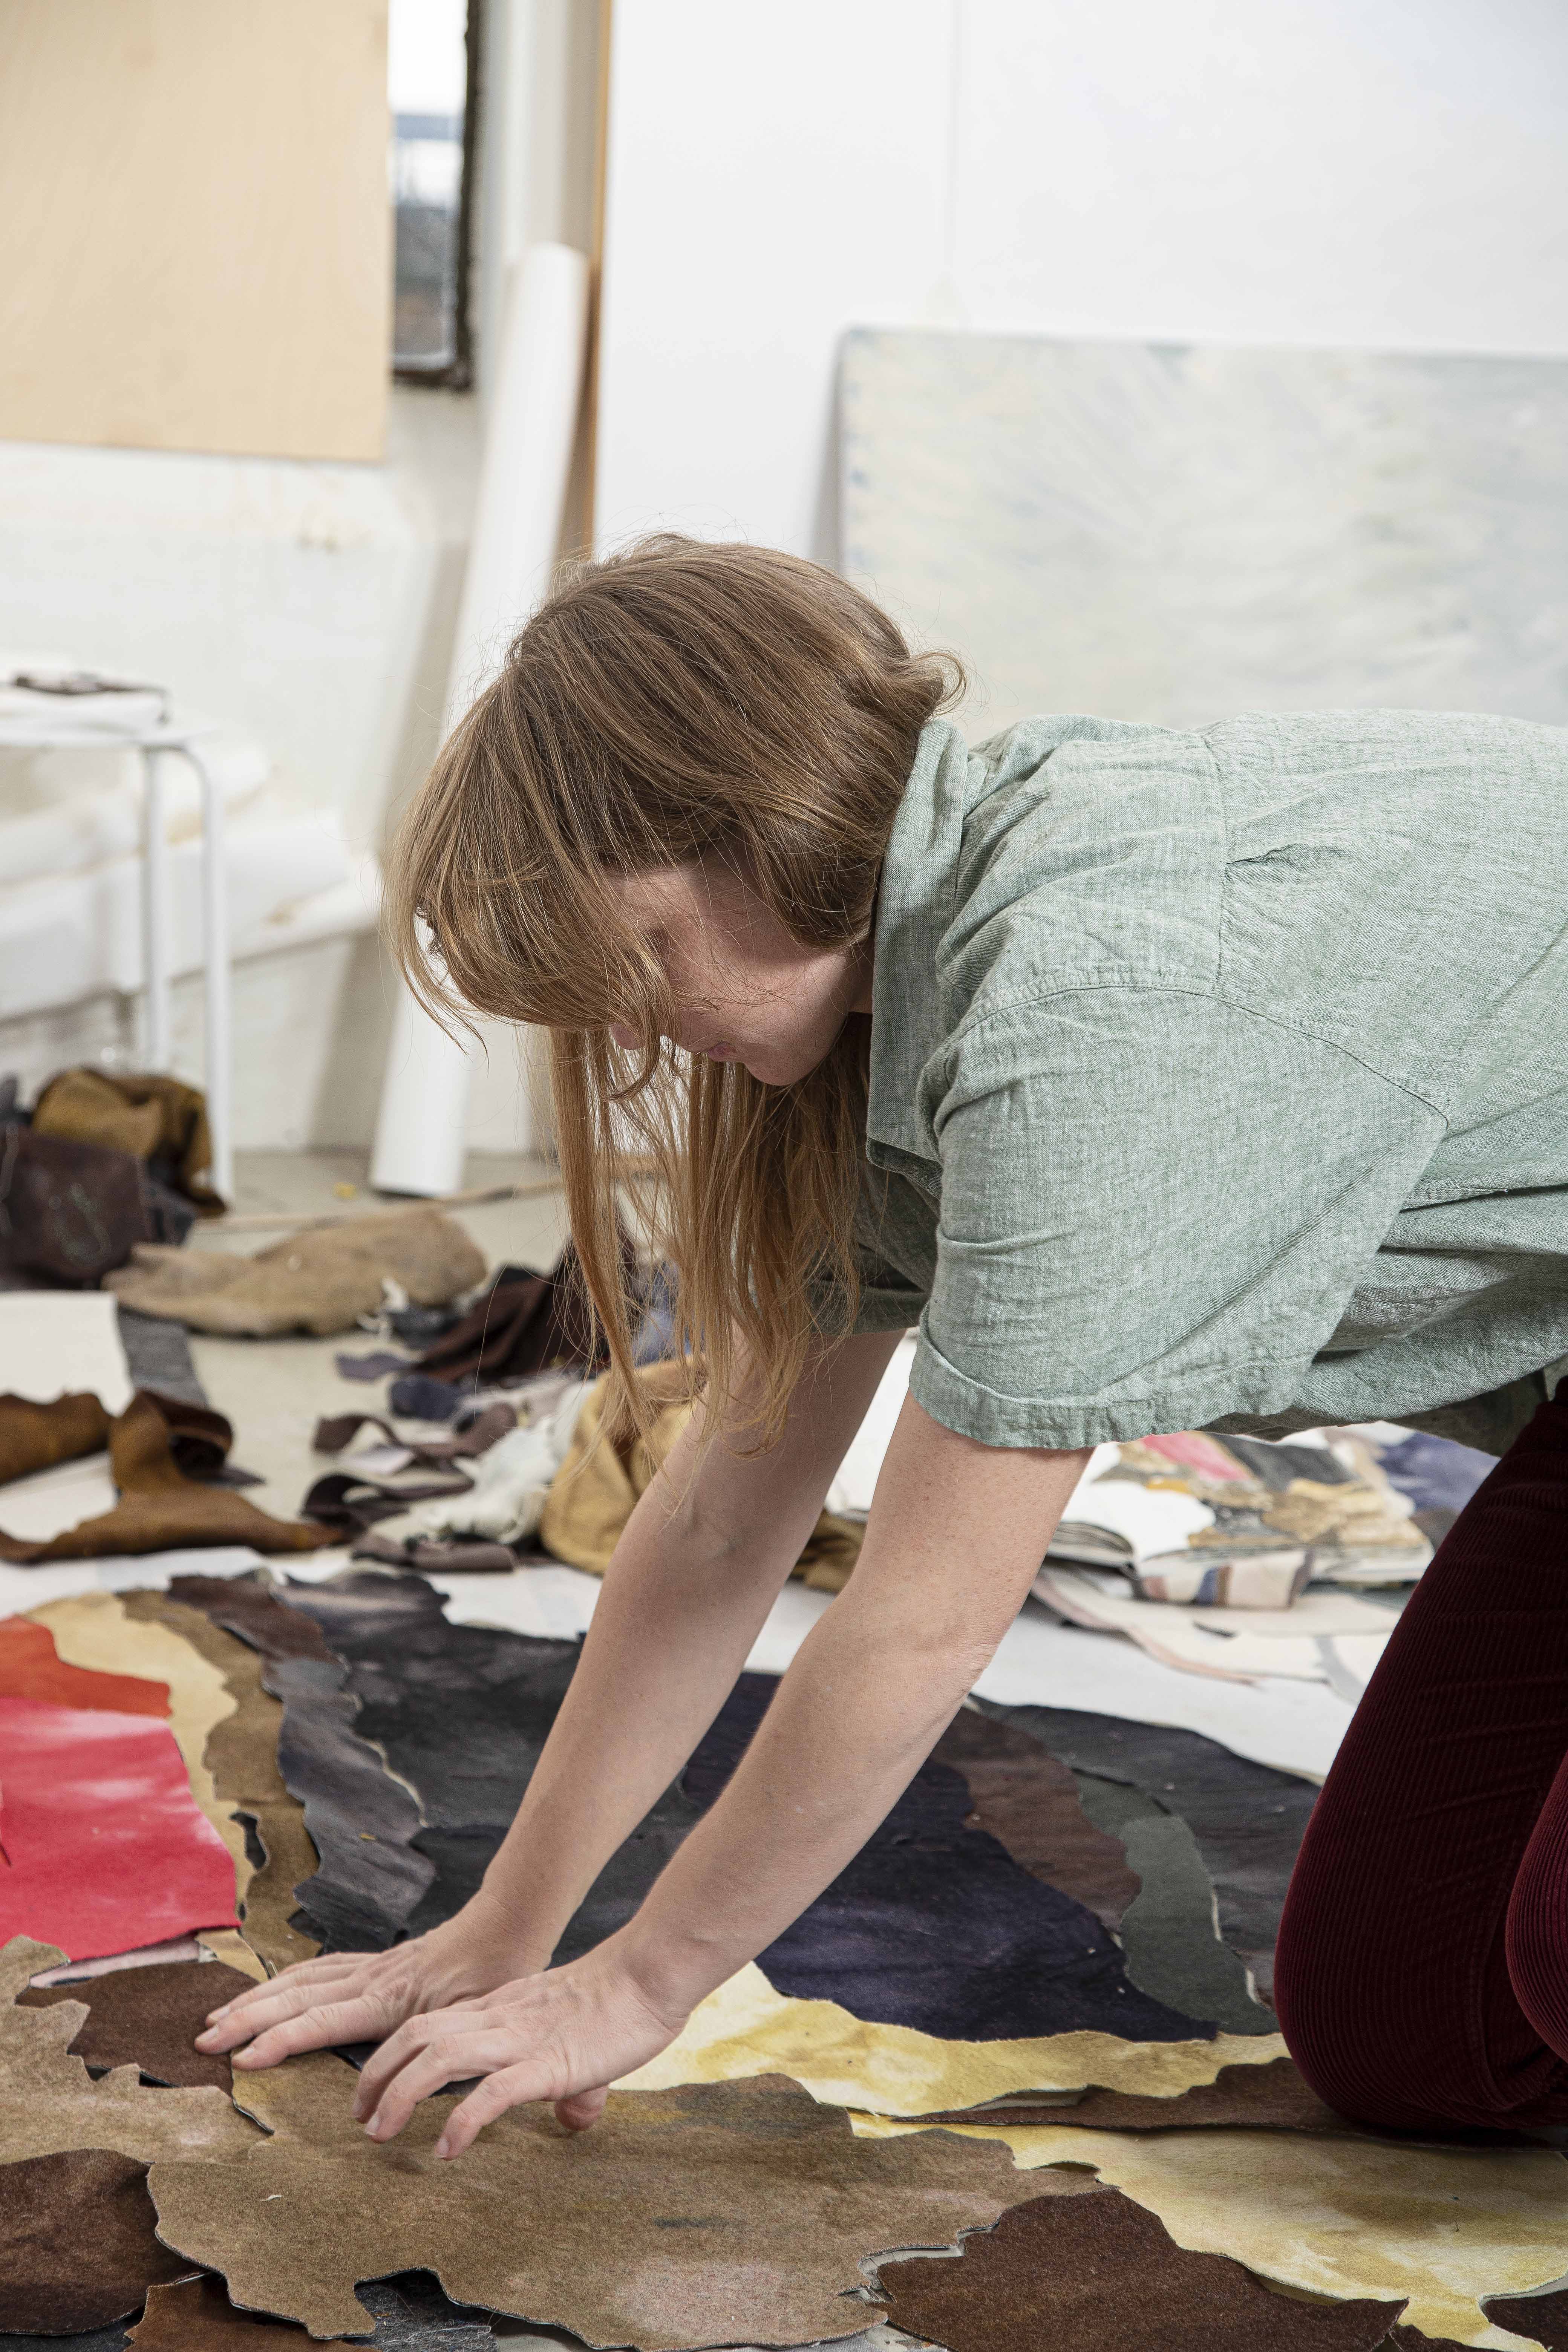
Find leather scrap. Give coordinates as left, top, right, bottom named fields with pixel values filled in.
left=0, top=1388, right=242, bottom=1491
left=128, top=2270, right=498, bottom=2347
left=0, top=1396, right=324, bottom=1562
left=107, top=1209, right=486, bottom=1339
left=0, top=1934, right=259, bottom=2165
left=18, top=1958, right=257, bottom=2091
left=911, top=2053, right=1365, bottom=2135
left=541, top=1363, right=862, bottom=1588
left=0, top=2149, right=190, bottom=2333
left=33, top=1067, right=224, bottom=1214
left=348, top=1533, right=521, bottom=1575
left=933, top=1708, right=1141, bottom=1929
left=167, top=1575, right=434, bottom=1950
left=311, top=1405, right=515, bottom=1466
left=627, top=1959, right=1286, bottom=2115
left=298, top=1468, right=475, bottom=1542
left=32, top=1592, right=247, bottom=1926
left=683, top=1675, right=1214, bottom=2043
left=1484, top=2289, right=1568, bottom=2347
left=871, top=2186, right=1407, bottom=2349
left=275, top=1573, right=662, bottom=1957
left=0, top=1614, right=167, bottom=1717
left=864, top=2108, right=1568, bottom=2346
left=148, top=2066, right=1040, bottom=2347
left=981, top=1697, right=1318, bottom=1992
left=0, top=1695, right=238, bottom=1961
left=411, top=1242, right=612, bottom=1386
left=118, top=1591, right=319, bottom=1975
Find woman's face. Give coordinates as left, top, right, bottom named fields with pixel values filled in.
left=606, top=862, right=872, bottom=1087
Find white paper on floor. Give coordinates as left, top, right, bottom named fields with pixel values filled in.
left=0, top=1450, right=117, bottom=1544
left=0, top=1290, right=132, bottom=1413
left=0, top=1542, right=266, bottom=1615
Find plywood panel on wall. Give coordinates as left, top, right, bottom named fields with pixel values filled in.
left=0, top=0, right=390, bottom=462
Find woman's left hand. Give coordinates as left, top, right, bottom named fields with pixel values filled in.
left=344, top=1940, right=689, bottom=2160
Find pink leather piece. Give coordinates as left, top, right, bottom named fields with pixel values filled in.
left=0, top=1694, right=239, bottom=1962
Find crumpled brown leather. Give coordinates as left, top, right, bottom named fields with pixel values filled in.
left=106, top=1207, right=487, bottom=1337
left=0, top=1393, right=325, bottom=1562
left=541, top=1363, right=862, bottom=1589
left=32, top=1066, right=225, bottom=1214
left=1, top=1387, right=250, bottom=1487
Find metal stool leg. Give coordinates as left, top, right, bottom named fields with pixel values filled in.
left=140, top=745, right=171, bottom=1071
left=182, top=745, right=233, bottom=1200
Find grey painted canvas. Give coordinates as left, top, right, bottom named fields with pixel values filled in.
left=839, top=330, right=1568, bottom=733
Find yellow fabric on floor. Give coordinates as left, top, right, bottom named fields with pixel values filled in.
left=32, top=1067, right=225, bottom=1214
left=540, top=1366, right=862, bottom=1590
left=850, top=2110, right=1568, bottom=2349
left=617, top=1959, right=1287, bottom=2116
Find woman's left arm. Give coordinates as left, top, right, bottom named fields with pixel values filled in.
left=352, top=1399, right=1090, bottom=2158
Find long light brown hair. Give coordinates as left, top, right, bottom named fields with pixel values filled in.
left=385, top=536, right=961, bottom=1448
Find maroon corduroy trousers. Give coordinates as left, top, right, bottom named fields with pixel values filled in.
left=1276, top=1398, right=1568, bottom=2132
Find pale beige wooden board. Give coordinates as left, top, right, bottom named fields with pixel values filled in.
left=0, top=0, right=390, bottom=460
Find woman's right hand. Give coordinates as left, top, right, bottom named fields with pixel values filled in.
left=194, top=1890, right=546, bottom=2080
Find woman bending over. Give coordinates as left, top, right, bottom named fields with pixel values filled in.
left=201, top=537, right=1568, bottom=2150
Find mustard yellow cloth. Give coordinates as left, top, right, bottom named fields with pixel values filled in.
left=540, top=1366, right=862, bottom=1592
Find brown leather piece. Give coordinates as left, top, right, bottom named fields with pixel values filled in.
left=33, top=1066, right=225, bottom=1212
left=311, top=1404, right=516, bottom=1464
left=0, top=1128, right=154, bottom=1284
left=0, top=2147, right=190, bottom=2332
left=1483, top=2288, right=1568, bottom=2347
left=0, top=1389, right=110, bottom=1483
left=0, top=1387, right=243, bottom=1489
left=0, top=1395, right=324, bottom=1562
left=934, top=1709, right=1142, bottom=1931
left=18, top=1959, right=257, bottom=2091
left=149, top=2066, right=1044, bottom=2346
left=412, top=1233, right=635, bottom=1385
left=913, top=2055, right=1361, bottom=2135
left=165, top=1574, right=336, bottom=1663
left=872, top=2187, right=1408, bottom=2350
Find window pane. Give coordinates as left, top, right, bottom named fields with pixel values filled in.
left=389, top=0, right=469, bottom=373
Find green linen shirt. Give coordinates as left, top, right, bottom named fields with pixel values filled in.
left=846, top=709, right=1568, bottom=1455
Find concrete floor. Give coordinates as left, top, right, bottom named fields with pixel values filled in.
left=187, top=1150, right=571, bottom=1526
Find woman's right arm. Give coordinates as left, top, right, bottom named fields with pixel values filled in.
left=197, top=1327, right=902, bottom=2079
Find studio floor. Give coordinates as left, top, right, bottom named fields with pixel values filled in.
left=3, top=1151, right=1566, bottom=2350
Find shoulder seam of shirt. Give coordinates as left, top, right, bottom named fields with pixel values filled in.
left=942, top=979, right=1450, bottom=1123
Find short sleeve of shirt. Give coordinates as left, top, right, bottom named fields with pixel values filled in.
left=909, top=988, right=1445, bottom=1449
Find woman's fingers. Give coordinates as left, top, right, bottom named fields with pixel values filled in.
left=227, top=1990, right=402, bottom=2072
left=349, top=2006, right=505, bottom=2121
left=361, top=2027, right=541, bottom=2144
left=199, top=1968, right=378, bottom=2054
left=439, top=2060, right=609, bottom=2161
left=200, top=1954, right=372, bottom=2037
left=554, top=2083, right=609, bottom=2132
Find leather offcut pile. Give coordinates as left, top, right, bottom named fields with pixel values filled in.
left=2, top=1562, right=1567, bottom=2350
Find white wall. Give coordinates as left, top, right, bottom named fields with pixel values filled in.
left=595, top=0, right=1568, bottom=562
left=0, top=0, right=602, bottom=1156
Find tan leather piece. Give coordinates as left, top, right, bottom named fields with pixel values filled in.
left=0, top=1934, right=258, bottom=2166
left=107, top=1207, right=487, bottom=1337
left=149, top=2065, right=1044, bottom=2346
left=119, top=1591, right=320, bottom=1975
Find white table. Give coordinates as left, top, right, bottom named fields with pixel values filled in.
left=0, top=695, right=234, bottom=1198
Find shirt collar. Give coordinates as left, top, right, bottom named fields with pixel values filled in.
left=866, top=718, right=975, bottom=1174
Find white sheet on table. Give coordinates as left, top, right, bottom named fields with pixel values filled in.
left=0, top=1290, right=132, bottom=1413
